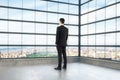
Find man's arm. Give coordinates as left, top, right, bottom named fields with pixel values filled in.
left=66, top=29, right=68, bottom=41
left=55, top=27, right=59, bottom=44
left=65, top=29, right=68, bottom=46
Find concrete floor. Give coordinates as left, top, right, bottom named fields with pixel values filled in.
left=0, top=63, right=120, bottom=80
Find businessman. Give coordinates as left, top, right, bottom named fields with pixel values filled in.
left=54, top=18, right=68, bottom=70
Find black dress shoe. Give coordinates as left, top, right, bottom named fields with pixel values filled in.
left=63, top=65, right=67, bottom=69
left=54, top=67, right=61, bottom=70
left=63, top=66, right=67, bottom=69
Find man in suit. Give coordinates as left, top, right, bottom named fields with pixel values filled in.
left=54, top=18, right=68, bottom=70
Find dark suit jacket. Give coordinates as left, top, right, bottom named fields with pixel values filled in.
left=56, top=25, right=68, bottom=46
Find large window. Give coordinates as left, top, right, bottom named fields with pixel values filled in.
left=81, top=0, right=120, bottom=61
left=0, top=0, right=79, bottom=58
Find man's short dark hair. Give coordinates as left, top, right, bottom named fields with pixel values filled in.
left=60, top=18, right=65, bottom=24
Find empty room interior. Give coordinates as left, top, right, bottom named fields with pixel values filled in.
left=0, top=0, right=120, bottom=80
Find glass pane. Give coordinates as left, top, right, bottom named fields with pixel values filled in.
left=48, top=35, right=55, bottom=45
left=48, top=13, right=57, bottom=23
left=88, top=12, right=95, bottom=23
left=47, top=47, right=57, bottom=57
left=81, top=0, right=88, bottom=4
left=0, top=8, right=8, bottom=19
left=117, top=3, right=120, bottom=16
left=59, top=0, right=68, bottom=3
left=69, top=15, right=78, bottom=24
left=105, top=47, right=115, bottom=60
left=96, top=0, right=105, bottom=8
left=68, top=36, right=78, bottom=45
left=23, top=10, right=34, bottom=21
left=96, top=22, right=105, bottom=33
left=0, top=46, right=8, bottom=58
left=67, top=47, right=78, bottom=56
left=36, top=24, right=47, bottom=33
left=48, top=24, right=56, bottom=34
left=88, top=0, right=96, bottom=11
left=81, top=25, right=88, bottom=35
left=117, top=18, right=120, bottom=30
left=9, top=0, right=22, bottom=7
left=105, top=33, right=116, bottom=45
left=96, top=34, right=105, bottom=45
left=9, top=9, right=22, bottom=20
left=58, top=3, right=68, bottom=13
left=106, top=5, right=116, bottom=19
left=81, top=14, right=88, bottom=24
left=8, top=46, right=22, bottom=58
left=88, top=35, right=95, bottom=45
left=81, top=47, right=89, bottom=57
left=27, top=47, right=47, bottom=57
left=0, top=34, right=8, bottom=44
left=36, top=35, right=47, bottom=45
left=22, top=35, right=35, bottom=45
left=69, top=0, right=78, bottom=4
left=48, top=2, right=58, bottom=12
left=81, top=3, right=88, bottom=14
left=23, top=0, right=35, bottom=9
left=116, top=47, right=120, bottom=61
left=88, top=24, right=95, bottom=34
left=36, top=12, right=47, bottom=22
left=0, top=0, right=8, bottom=6
left=96, top=47, right=105, bottom=58
left=23, top=23, right=35, bottom=33
left=111, top=47, right=117, bottom=60
left=106, top=19, right=116, bottom=32
left=36, top=0, right=47, bottom=10
left=96, top=9, right=105, bottom=21
left=81, top=36, right=87, bottom=45
left=0, top=21, right=8, bottom=31
left=88, top=47, right=96, bottom=58
left=117, top=33, right=120, bottom=45
left=22, top=47, right=35, bottom=58
left=68, top=26, right=78, bottom=35
left=9, top=34, right=21, bottom=44
left=69, top=5, right=78, bottom=14
left=9, top=21, right=22, bottom=32
left=106, top=0, right=116, bottom=5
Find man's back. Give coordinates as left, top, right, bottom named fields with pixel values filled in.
left=56, top=26, right=68, bottom=46
left=54, top=18, right=68, bottom=70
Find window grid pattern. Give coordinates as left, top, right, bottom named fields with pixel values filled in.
left=81, top=0, right=120, bottom=61
left=0, top=0, right=79, bottom=58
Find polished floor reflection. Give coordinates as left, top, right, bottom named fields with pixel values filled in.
left=0, top=63, right=120, bottom=80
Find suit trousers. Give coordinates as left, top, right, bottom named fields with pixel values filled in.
left=56, top=45, right=67, bottom=68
